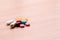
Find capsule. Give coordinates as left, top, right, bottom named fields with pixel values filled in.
left=15, top=17, right=22, bottom=21
left=6, top=20, right=14, bottom=26
left=25, top=18, right=28, bottom=22
left=14, top=22, right=21, bottom=27
left=20, top=24, right=25, bottom=28
left=21, top=20, right=27, bottom=24
left=25, top=22, right=30, bottom=27
left=10, top=21, right=16, bottom=29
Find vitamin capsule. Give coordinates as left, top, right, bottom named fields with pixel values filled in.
left=10, top=21, right=16, bottom=29
left=25, top=23, right=30, bottom=27
left=20, top=24, right=25, bottom=28
left=16, top=20, right=21, bottom=22
left=21, top=20, right=27, bottom=24
left=6, top=20, right=14, bottom=26
left=14, top=22, right=21, bottom=27
left=25, top=18, right=28, bottom=22
left=15, top=17, right=22, bottom=20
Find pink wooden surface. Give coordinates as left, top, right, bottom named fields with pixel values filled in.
left=0, top=0, right=59, bottom=40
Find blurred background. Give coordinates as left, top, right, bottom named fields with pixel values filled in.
left=0, top=0, right=60, bottom=40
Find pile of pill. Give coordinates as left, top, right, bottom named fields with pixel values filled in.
left=6, top=17, right=30, bottom=29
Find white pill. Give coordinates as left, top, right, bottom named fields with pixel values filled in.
left=6, top=20, right=14, bottom=25
left=10, top=21, right=16, bottom=28
left=10, top=21, right=16, bottom=26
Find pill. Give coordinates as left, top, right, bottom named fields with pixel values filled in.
left=6, top=20, right=14, bottom=26
left=20, top=24, right=25, bottom=28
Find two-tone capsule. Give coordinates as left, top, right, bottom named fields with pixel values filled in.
left=10, top=21, right=16, bottom=29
